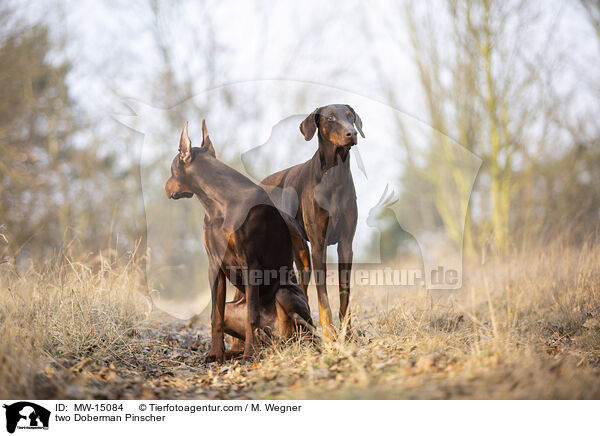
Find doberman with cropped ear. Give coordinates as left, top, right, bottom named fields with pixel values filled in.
left=261, top=104, right=364, bottom=340
left=165, top=121, right=314, bottom=362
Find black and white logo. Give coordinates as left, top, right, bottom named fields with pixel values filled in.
left=2, top=402, right=50, bottom=434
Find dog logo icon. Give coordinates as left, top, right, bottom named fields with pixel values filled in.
left=2, top=402, right=50, bottom=433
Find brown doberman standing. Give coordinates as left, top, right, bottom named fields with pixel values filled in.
left=261, top=104, right=364, bottom=339
left=165, top=121, right=313, bottom=362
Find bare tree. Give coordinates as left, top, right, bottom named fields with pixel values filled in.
left=375, top=1, right=570, bottom=255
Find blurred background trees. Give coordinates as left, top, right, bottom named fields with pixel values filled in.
left=0, top=5, right=136, bottom=262
left=375, top=0, right=600, bottom=258
left=0, top=0, right=598, bottom=285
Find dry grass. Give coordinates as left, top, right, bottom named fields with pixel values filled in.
left=1, top=239, right=600, bottom=399
left=0, top=250, right=150, bottom=398
left=251, top=239, right=600, bottom=399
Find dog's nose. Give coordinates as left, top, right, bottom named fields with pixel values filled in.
left=346, top=129, right=358, bottom=144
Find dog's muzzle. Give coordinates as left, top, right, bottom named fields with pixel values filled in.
left=170, top=192, right=193, bottom=199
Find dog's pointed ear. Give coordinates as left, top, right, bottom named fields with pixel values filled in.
left=201, top=119, right=215, bottom=157
left=300, top=107, right=320, bottom=141
left=179, top=121, right=192, bottom=163
left=347, top=105, right=365, bottom=138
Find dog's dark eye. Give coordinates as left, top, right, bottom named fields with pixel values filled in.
left=328, top=115, right=335, bottom=121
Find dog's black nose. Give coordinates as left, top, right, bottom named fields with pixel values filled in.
left=346, top=129, right=358, bottom=145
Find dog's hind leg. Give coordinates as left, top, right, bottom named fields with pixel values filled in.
left=292, top=235, right=312, bottom=300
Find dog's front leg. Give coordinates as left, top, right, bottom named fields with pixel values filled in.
left=230, top=287, right=246, bottom=354
left=243, top=284, right=260, bottom=358
left=311, top=242, right=335, bottom=340
left=338, top=239, right=353, bottom=339
left=205, top=266, right=226, bottom=363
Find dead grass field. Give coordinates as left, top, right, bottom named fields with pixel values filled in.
left=1, top=239, right=600, bottom=399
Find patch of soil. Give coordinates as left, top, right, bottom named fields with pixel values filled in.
left=34, top=312, right=266, bottom=400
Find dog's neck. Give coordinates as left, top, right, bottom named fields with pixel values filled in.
left=314, top=132, right=352, bottom=177
left=186, top=164, right=225, bottom=221
left=186, top=154, right=266, bottom=222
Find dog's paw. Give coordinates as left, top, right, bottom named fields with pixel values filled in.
left=241, top=342, right=260, bottom=361
left=205, top=349, right=225, bottom=364
left=224, top=349, right=244, bottom=360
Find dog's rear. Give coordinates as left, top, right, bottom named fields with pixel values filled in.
left=275, top=283, right=314, bottom=333
left=224, top=283, right=314, bottom=342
